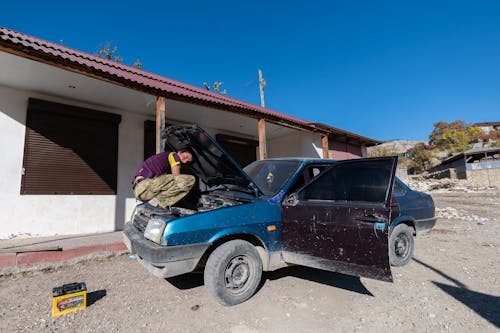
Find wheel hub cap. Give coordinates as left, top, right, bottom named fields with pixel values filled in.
left=225, top=256, right=250, bottom=290
left=395, top=234, right=409, bottom=257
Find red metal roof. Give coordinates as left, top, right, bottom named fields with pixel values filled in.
left=0, top=26, right=381, bottom=144
left=0, top=27, right=310, bottom=124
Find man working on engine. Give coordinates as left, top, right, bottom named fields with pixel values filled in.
left=132, top=146, right=195, bottom=208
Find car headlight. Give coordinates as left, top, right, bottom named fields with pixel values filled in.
left=144, top=218, right=166, bottom=244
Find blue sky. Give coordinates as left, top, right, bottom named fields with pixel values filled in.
left=1, top=1, right=499, bottom=141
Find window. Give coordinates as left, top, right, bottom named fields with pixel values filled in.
left=393, top=179, right=407, bottom=197
left=21, top=98, right=121, bottom=194
left=299, top=160, right=393, bottom=203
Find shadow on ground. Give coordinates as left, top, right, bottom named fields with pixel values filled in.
left=166, top=272, right=204, bottom=290
left=265, top=266, right=373, bottom=296
left=166, top=266, right=373, bottom=297
left=414, top=257, right=499, bottom=328
left=87, top=290, right=107, bottom=307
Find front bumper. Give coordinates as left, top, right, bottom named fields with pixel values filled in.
left=123, top=222, right=210, bottom=278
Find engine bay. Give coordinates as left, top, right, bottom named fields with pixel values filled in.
left=134, top=191, right=249, bottom=224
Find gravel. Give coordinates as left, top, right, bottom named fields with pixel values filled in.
left=0, top=190, right=499, bottom=332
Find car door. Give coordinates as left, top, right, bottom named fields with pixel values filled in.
left=281, top=156, right=397, bottom=282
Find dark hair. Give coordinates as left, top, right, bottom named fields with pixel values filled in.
left=177, top=144, right=194, bottom=162
left=178, top=144, right=193, bottom=156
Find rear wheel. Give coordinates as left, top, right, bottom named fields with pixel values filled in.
left=204, top=240, right=262, bottom=306
left=389, top=224, right=414, bottom=266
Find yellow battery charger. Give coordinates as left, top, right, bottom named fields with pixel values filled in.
left=52, top=282, right=87, bottom=317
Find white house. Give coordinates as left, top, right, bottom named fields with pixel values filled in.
left=0, top=26, right=380, bottom=238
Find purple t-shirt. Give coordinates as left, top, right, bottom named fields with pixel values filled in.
left=133, top=151, right=181, bottom=182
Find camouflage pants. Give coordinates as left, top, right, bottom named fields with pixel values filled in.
left=133, top=174, right=195, bottom=208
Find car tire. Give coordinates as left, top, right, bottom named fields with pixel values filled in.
left=389, top=224, right=414, bottom=267
left=204, top=240, right=262, bottom=306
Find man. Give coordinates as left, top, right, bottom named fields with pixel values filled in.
left=132, top=147, right=195, bottom=208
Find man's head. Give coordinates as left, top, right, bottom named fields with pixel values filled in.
left=178, top=147, right=193, bottom=164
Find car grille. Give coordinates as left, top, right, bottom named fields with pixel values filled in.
left=133, top=214, right=149, bottom=233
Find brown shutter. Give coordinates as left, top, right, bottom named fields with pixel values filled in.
left=21, top=98, right=121, bottom=195
left=216, top=134, right=258, bottom=168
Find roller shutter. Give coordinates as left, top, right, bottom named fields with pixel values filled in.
left=21, top=98, right=121, bottom=195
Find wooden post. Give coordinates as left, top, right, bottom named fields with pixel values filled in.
left=156, top=96, right=166, bottom=153
left=258, top=118, right=267, bottom=160
left=322, top=134, right=329, bottom=159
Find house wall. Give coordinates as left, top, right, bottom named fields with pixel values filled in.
left=267, top=132, right=322, bottom=158
left=429, top=158, right=467, bottom=179
left=0, top=85, right=147, bottom=238
left=466, top=168, right=500, bottom=187
left=465, top=160, right=500, bottom=187
left=361, top=145, right=368, bottom=157
left=329, top=141, right=363, bottom=160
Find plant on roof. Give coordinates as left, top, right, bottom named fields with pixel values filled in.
left=203, top=81, right=227, bottom=95
left=96, top=42, right=123, bottom=63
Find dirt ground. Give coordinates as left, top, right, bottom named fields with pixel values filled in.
left=0, top=189, right=499, bottom=333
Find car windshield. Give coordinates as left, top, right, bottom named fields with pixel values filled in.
left=244, top=160, right=301, bottom=196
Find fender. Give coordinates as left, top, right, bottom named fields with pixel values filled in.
left=208, top=226, right=269, bottom=249
left=390, top=215, right=416, bottom=233
left=208, top=227, right=276, bottom=270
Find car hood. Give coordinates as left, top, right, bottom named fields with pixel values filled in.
left=162, top=124, right=262, bottom=194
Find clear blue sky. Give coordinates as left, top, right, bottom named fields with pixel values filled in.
left=1, top=1, right=499, bottom=141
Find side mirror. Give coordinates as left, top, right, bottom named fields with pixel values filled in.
left=283, top=193, right=299, bottom=206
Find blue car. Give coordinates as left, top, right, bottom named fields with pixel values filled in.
left=123, top=124, right=436, bottom=305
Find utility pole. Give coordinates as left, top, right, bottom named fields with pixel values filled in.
left=258, top=69, right=266, bottom=108
left=258, top=69, right=267, bottom=160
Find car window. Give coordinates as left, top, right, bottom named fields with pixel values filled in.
left=311, top=167, right=321, bottom=177
left=393, top=179, right=406, bottom=197
left=298, top=160, right=393, bottom=203
left=244, top=160, right=301, bottom=196
left=287, top=164, right=330, bottom=194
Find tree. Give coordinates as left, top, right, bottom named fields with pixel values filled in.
left=478, top=128, right=499, bottom=144
left=203, top=81, right=227, bottom=95
left=429, top=120, right=482, bottom=153
left=408, top=143, right=433, bottom=173
left=489, top=130, right=499, bottom=144
left=96, top=42, right=123, bottom=63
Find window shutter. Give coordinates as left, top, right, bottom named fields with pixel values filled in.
left=21, top=98, right=121, bottom=195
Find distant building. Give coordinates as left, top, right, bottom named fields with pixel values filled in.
left=429, top=147, right=500, bottom=187
left=473, top=122, right=500, bottom=135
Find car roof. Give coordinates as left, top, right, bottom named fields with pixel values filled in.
left=257, top=157, right=337, bottom=163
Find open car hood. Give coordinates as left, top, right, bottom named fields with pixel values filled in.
left=162, top=124, right=262, bottom=195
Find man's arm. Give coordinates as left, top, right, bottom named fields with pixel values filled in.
left=169, top=152, right=182, bottom=176
left=171, top=165, right=181, bottom=176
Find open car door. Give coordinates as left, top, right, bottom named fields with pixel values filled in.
left=281, top=156, right=398, bottom=282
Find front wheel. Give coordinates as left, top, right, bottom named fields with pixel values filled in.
left=204, top=240, right=262, bottom=306
left=389, top=224, right=414, bottom=267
